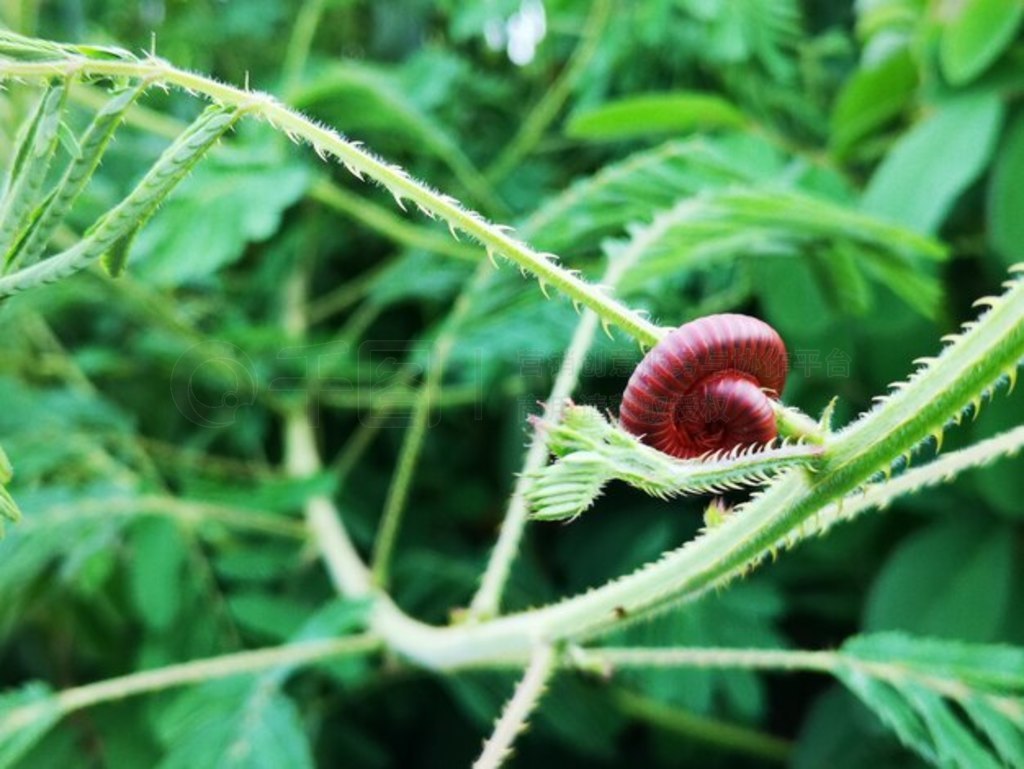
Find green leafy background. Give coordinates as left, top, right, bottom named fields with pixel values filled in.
left=1, top=0, right=1023, bottom=767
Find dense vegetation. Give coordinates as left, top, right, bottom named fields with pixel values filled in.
left=1, top=1, right=1024, bottom=767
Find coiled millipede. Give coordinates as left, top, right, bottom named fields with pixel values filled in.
left=619, top=313, right=789, bottom=459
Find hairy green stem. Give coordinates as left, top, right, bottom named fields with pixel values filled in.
left=472, top=644, right=556, bottom=769
left=0, top=54, right=666, bottom=345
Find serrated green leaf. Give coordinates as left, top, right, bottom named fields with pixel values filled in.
left=11, top=82, right=147, bottom=270
left=0, top=82, right=68, bottom=262
left=836, top=633, right=1024, bottom=769
left=837, top=668, right=937, bottom=762
left=617, top=187, right=946, bottom=319
left=525, top=134, right=782, bottom=256
left=939, top=0, right=1024, bottom=86
left=962, top=697, right=1024, bottom=767
left=862, top=92, right=1004, bottom=234
left=132, top=144, right=309, bottom=285
left=227, top=592, right=312, bottom=642
left=902, top=685, right=1001, bottom=769
left=566, top=92, right=747, bottom=141
left=0, top=104, right=241, bottom=297
left=792, top=688, right=926, bottom=769
left=0, top=486, right=131, bottom=618
left=844, top=633, right=1024, bottom=690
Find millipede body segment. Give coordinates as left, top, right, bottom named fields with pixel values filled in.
left=619, top=313, right=788, bottom=459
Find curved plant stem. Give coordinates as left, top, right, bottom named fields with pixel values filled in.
left=282, top=260, right=372, bottom=596
left=808, top=422, right=1024, bottom=535
left=472, top=644, right=556, bottom=769
left=583, top=646, right=836, bottom=673
left=485, top=0, right=613, bottom=181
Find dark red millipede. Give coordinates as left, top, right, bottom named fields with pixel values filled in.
left=619, top=313, right=788, bottom=459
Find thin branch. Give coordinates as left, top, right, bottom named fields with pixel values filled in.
left=281, top=259, right=372, bottom=597
left=472, top=645, right=557, bottom=769
left=581, top=646, right=836, bottom=673
left=0, top=635, right=381, bottom=739
left=808, top=423, right=1024, bottom=536
left=280, top=0, right=326, bottom=98
left=15, top=495, right=308, bottom=539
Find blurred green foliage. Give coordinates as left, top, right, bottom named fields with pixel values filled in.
left=0, top=0, right=1023, bottom=767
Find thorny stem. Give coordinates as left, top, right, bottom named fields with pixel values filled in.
left=472, top=645, right=557, bottom=769
left=0, top=54, right=668, bottom=346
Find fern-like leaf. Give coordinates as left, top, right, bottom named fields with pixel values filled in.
left=0, top=80, right=68, bottom=260
left=0, top=103, right=240, bottom=297
left=836, top=633, right=1024, bottom=769
left=617, top=187, right=946, bottom=316
left=8, top=81, right=147, bottom=270
left=527, top=405, right=822, bottom=522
